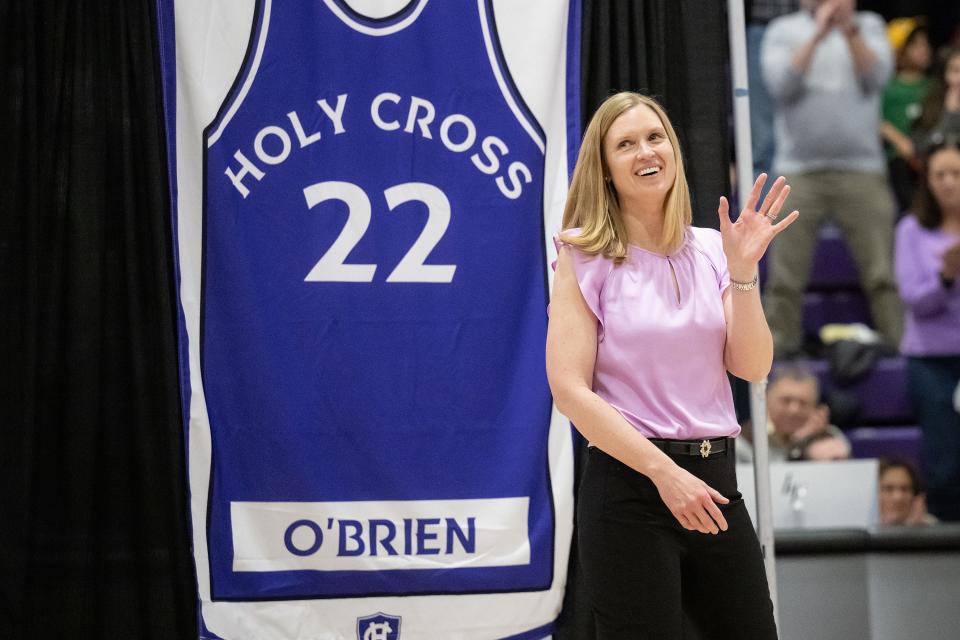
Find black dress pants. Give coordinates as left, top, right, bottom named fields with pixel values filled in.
left=577, top=445, right=778, bottom=640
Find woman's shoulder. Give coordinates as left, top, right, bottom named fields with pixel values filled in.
left=895, top=213, right=926, bottom=238
left=687, top=226, right=729, bottom=287
left=553, top=228, right=616, bottom=276
left=555, top=228, right=613, bottom=261
left=555, top=226, right=585, bottom=244
left=689, top=225, right=722, bottom=245
left=687, top=225, right=724, bottom=259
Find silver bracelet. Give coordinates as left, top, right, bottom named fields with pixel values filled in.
left=730, top=273, right=759, bottom=292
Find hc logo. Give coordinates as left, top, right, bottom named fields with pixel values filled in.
left=357, top=613, right=401, bottom=640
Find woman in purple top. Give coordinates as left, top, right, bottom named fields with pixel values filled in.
left=546, top=92, right=799, bottom=638
left=894, top=139, right=960, bottom=521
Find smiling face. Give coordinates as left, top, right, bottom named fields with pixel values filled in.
left=602, top=104, right=677, bottom=208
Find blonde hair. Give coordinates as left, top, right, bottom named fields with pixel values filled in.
left=561, top=92, right=692, bottom=262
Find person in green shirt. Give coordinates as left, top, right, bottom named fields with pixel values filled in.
left=881, top=18, right=932, bottom=214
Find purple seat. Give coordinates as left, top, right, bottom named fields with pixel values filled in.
left=799, top=357, right=914, bottom=425
left=802, top=291, right=871, bottom=338
left=809, top=224, right=860, bottom=290
left=759, top=224, right=861, bottom=290
left=847, top=426, right=922, bottom=468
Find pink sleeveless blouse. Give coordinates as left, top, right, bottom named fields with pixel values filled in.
left=555, top=226, right=740, bottom=440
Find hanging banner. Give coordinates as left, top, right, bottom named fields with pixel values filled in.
left=156, top=0, right=579, bottom=638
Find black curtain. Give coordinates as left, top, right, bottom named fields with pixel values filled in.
left=580, top=0, right=732, bottom=228
left=1, top=2, right=731, bottom=638
left=1, top=1, right=196, bottom=638
left=859, top=1, right=959, bottom=51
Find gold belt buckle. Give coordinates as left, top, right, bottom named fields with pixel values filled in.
left=700, top=439, right=712, bottom=458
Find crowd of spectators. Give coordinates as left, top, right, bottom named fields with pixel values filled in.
left=743, top=0, right=960, bottom=523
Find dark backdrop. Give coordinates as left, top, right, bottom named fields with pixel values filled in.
left=1, top=1, right=196, bottom=638
left=1, top=1, right=730, bottom=638
left=581, top=1, right=732, bottom=229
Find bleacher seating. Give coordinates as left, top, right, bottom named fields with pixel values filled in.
left=802, top=357, right=913, bottom=425
left=768, top=223, right=920, bottom=466
left=804, top=223, right=870, bottom=336
left=803, top=291, right=871, bottom=337
left=809, top=223, right=861, bottom=290
left=761, top=224, right=873, bottom=338
left=847, top=426, right=923, bottom=468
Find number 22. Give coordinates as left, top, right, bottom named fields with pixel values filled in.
left=302, top=181, right=456, bottom=283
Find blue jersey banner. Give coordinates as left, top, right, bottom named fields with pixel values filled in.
left=157, top=1, right=579, bottom=637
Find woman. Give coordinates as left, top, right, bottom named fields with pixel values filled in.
left=546, top=92, right=798, bottom=638
left=894, top=140, right=960, bottom=522
left=878, top=458, right=937, bottom=526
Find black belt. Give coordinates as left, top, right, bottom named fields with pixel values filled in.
left=648, top=436, right=733, bottom=459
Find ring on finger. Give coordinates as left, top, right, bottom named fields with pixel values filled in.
left=765, top=212, right=778, bottom=220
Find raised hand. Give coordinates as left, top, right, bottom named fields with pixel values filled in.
left=790, top=404, right=830, bottom=443
left=832, top=0, right=856, bottom=30
left=717, top=173, right=800, bottom=281
left=814, top=0, right=839, bottom=39
left=907, top=493, right=931, bottom=525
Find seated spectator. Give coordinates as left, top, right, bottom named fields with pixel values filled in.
left=797, top=430, right=852, bottom=460
left=737, top=365, right=849, bottom=463
left=881, top=18, right=932, bottom=213
left=878, top=458, right=938, bottom=525
left=915, top=47, right=960, bottom=157
left=894, top=139, right=960, bottom=522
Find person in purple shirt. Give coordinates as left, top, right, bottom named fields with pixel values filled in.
left=546, top=92, right=799, bottom=639
left=894, top=139, right=960, bottom=521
